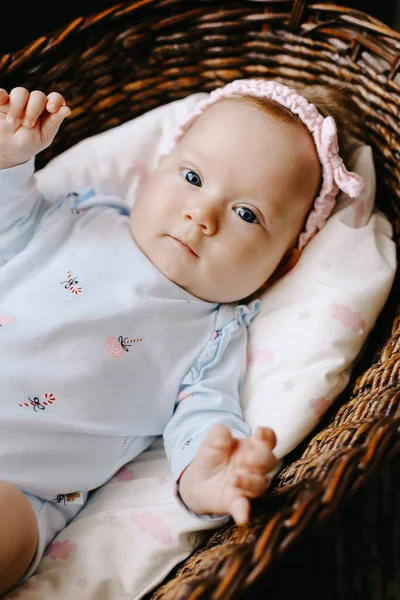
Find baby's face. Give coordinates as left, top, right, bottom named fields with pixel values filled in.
left=130, top=98, right=320, bottom=303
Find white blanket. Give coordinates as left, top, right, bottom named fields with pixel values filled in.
left=6, top=93, right=396, bottom=600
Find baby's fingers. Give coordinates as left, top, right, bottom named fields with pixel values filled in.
left=40, top=106, right=71, bottom=142
left=230, top=496, right=250, bottom=526
left=252, top=426, right=276, bottom=450
left=236, top=442, right=276, bottom=475
left=46, top=92, right=67, bottom=113
left=23, top=91, right=68, bottom=128
left=0, top=89, right=9, bottom=105
left=22, top=90, right=48, bottom=128
left=6, top=87, right=29, bottom=124
left=234, top=469, right=271, bottom=498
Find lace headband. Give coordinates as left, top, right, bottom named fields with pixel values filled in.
left=174, top=79, right=365, bottom=251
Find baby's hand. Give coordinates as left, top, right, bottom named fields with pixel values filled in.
left=178, top=424, right=277, bottom=525
left=0, top=87, right=71, bottom=170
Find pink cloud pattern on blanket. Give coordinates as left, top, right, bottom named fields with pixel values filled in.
left=45, top=540, right=77, bottom=559
left=309, top=396, right=330, bottom=418
left=113, top=466, right=137, bottom=481
left=330, top=303, right=366, bottom=333
left=131, top=511, right=172, bottom=545
left=248, top=349, right=274, bottom=365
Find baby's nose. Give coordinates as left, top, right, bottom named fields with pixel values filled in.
left=184, top=204, right=218, bottom=235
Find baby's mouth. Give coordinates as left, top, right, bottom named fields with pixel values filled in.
left=170, top=236, right=199, bottom=258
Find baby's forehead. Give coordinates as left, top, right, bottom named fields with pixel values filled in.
left=179, top=105, right=316, bottom=175
left=181, top=99, right=314, bottom=156
left=186, top=96, right=297, bottom=131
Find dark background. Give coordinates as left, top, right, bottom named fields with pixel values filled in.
left=1, top=0, right=399, bottom=55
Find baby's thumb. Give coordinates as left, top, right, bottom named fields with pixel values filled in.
left=41, top=106, right=71, bottom=143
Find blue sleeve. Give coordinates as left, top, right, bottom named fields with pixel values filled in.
left=163, top=299, right=261, bottom=521
left=0, top=158, right=50, bottom=264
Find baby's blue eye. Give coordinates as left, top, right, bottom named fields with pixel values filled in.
left=235, top=207, right=259, bottom=224
left=183, top=169, right=202, bottom=187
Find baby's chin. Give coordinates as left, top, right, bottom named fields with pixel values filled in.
left=159, top=256, right=259, bottom=303
left=158, top=262, right=243, bottom=303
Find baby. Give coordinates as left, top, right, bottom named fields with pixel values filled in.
left=0, top=79, right=364, bottom=593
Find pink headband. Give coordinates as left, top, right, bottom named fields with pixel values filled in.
left=174, top=79, right=365, bottom=251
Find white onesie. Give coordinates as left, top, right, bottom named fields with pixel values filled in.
left=0, top=158, right=260, bottom=502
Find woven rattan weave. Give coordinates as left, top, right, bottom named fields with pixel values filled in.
left=1, top=1, right=399, bottom=598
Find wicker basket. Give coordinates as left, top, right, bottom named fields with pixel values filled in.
left=1, top=1, right=399, bottom=598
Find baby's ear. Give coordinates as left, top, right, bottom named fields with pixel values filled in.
left=277, top=247, right=300, bottom=277
left=265, top=248, right=300, bottom=289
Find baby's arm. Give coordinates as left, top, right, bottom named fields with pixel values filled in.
left=0, top=88, right=71, bottom=262
left=163, top=315, right=277, bottom=525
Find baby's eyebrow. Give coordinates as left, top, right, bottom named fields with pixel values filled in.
left=179, top=147, right=207, bottom=165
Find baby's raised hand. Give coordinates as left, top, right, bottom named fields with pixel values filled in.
left=0, top=87, right=71, bottom=170
left=179, top=424, right=277, bottom=525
